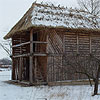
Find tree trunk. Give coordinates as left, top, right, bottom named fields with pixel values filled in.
left=93, top=65, right=100, bottom=96
left=93, top=79, right=99, bottom=96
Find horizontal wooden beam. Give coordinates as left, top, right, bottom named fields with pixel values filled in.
left=13, top=53, right=47, bottom=58
left=33, top=53, right=47, bottom=56
left=12, top=41, right=30, bottom=48
left=13, top=53, right=30, bottom=58
left=12, top=41, right=47, bottom=48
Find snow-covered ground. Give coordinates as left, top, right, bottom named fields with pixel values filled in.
left=0, top=68, right=100, bottom=100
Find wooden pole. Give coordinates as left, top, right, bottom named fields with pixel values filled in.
left=12, top=58, right=15, bottom=80
left=19, top=57, right=22, bottom=81
left=77, top=33, right=79, bottom=54
left=19, top=36, right=22, bottom=81
left=90, top=34, right=92, bottom=54
left=34, top=56, right=37, bottom=82
left=29, top=29, right=33, bottom=84
left=12, top=38, right=15, bottom=80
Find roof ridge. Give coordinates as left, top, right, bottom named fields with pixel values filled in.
left=32, top=1, right=37, bottom=7
left=33, top=2, right=68, bottom=10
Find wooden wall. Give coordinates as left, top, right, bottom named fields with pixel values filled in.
left=12, top=29, right=47, bottom=83
left=11, top=28, right=100, bottom=83
left=12, top=32, right=30, bottom=81
left=47, top=29, right=100, bottom=82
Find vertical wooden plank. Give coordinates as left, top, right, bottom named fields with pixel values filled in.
left=46, top=34, right=49, bottom=83
left=77, top=33, right=79, bottom=54
left=63, top=34, right=65, bottom=54
left=12, top=58, right=15, bottom=80
left=47, top=56, right=49, bottom=83
left=19, top=36, right=22, bottom=81
left=30, top=29, right=33, bottom=84
left=90, top=34, right=92, bottom=54
left=61, top=55, right=63, bottom=81
left=53, top=56, right=54, bottom=82
left=19, top=57, right=22, bottom=81
left=12, top=38, right=15, bottom=80
left=34, top=56, right=37, bottom=82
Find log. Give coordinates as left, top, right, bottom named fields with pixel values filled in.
left=29, top=29, right=33, bottom=84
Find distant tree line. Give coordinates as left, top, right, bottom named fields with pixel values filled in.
left=0, top=58, right=12, bottom=65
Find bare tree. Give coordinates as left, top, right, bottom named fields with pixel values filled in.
left=0, top=40, right=12, bottom=58
left=77, top=0, right=100, bottom=29
left=63, top=52, right=100, bottom=96
left=0, top=58, right=12, bottom=65
left=77, top=0, right=100, bottom=16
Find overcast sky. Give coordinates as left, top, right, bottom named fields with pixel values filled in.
left=0, top=0, right=78, bottom=59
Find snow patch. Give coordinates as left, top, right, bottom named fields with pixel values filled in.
left=0, top=69, right=100, bottom=100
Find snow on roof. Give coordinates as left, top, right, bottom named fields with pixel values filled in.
left=4, top=2, right=100, bottom=39
left=31, top=3, right=100, bottom=28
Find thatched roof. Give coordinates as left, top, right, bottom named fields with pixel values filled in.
left=4, top=2, right=100, bottom=39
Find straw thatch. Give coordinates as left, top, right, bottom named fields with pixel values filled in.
left=4, top=2, right=100, bottom=39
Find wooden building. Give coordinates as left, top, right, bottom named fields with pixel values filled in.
left=4, top=2, right=100, bottom=84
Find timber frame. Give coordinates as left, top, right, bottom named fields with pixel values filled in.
left=12, top=28, right=48, bottom=84
left=11, top=27, right=100, bottom=84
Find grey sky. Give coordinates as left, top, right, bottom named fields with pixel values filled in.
left=0, top=0, right=78, bottom=59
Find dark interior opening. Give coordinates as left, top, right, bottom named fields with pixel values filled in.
left=26, top=57, right=29, bottom=81
left=33, top=33, right=38, bottom=52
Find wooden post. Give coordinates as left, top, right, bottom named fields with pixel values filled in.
left=19, top=57, right=22, bottom=81
left=12, top=38, right=15, bottom=80
left=63, top=35, right=65, bottom=54
left=12, top=58, right=15, bottom=80
left=30, top=29, right=33, bottom=84
left=90, top=34, right=92, bottom=54
left=77, top=33, right=79, bottom=54
left=34, top=56, right=37, bottom=82
left=19, top=36, right=22, bottom=81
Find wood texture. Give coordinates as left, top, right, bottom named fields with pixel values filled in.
left=29, top=29, right=33, bottom=84
left=11, top=27, right=100, bottom=84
